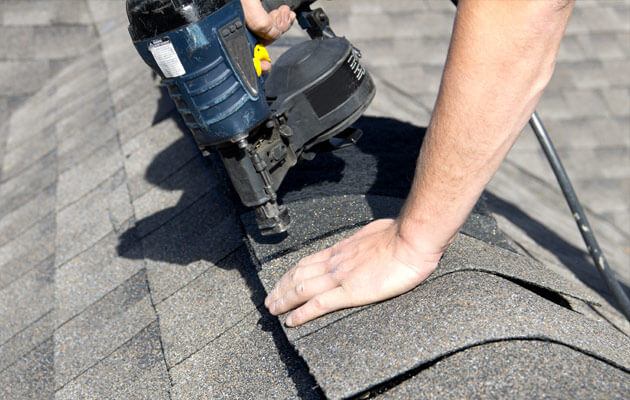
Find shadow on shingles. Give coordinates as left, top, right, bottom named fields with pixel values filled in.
left=484, top=191, right=630, bottom=313
left=277, top=116, right=425, bottom=211
left=115, top=92, right=323, bottom=398
left=152, top=72, right=176, bottom=127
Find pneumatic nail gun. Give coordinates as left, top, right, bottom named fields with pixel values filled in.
left=126, top=0, right=375, bottom=234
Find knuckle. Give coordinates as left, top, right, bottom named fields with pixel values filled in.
left=311, top=296, right=325, bottom=311
left=289, top=268, right=297, bottom=281
left=322, top=246, right=335, bottom=258
left=329, top=261, right=345, bottom=279
left=296, top=282, right=305, bottom=296
left=290, top=268, right=303, bottom=283
left=290, top=309, right=302, bottom=324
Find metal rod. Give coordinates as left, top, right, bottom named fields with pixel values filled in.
left=530, top=111, right=630, bottom=320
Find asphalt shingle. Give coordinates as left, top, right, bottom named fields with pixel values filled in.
left=0, top=183, right=54, bottom=247
left=0, top=59, right=51, bottom=96
left=55, top=168, right=133, bottom=266
left=0, top=256, right=54, bottom=345
left=0, top=127, right=55, bottom=181
left=170, top=309, right=320, bottom=400
left=131, top=153, right=213, bottom=238
left=0, top=337, right=54, bottom=400
left=0, top=214, right=55, bottom=289
left=0, top=151, right=57, bottom=218
left=156, top=247, right=262, bottom=367
left=114, top=84, right=178, bottom=146
left=53, top=269, right=155, bottom=388
left=0, top=309, right=53, bottom=372
left=55, top=321, right=170, bottom=400
left=56, top=107, right=118, bottom=174
left=292, top=271, right=629, bottom=399
left=56, top=135, right=124, bottom=209
left=54, top=231, right=144, bottom=326
left=378, top=340, right=630, bottom=399
left=122, top=119, right=197, bottom=201
left=1, top=0, right=92, bottom=26
left=130, top=191, right=241, bottom=302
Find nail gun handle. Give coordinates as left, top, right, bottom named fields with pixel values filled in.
left=261, top=0, right=315, bottom=12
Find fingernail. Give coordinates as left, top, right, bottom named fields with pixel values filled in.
left=269, top=302, right=276, bottom=313
left=285, top=315, right=293, bottom=326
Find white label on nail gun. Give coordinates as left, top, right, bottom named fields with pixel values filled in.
left=149, top=38, right=186, bottom=78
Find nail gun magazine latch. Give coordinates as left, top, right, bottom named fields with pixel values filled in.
left=126, top=0, right=375, bottom=235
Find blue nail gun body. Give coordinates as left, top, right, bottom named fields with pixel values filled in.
left=127, top=0, right=375, bottom=234
left=130, top=0, right=269, bottom=144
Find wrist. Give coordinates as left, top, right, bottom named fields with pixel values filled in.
left=388, top=219, right=452, bottom=279
left=396, top=213, right=458, bottom=257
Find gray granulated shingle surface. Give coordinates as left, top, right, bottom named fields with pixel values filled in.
left=0, top=213, right=55, bottom=288
left=0, top=337, right=54, bottom=400
left=378, top=340, right=630, bottom=400
left=56, top=108, right=118, bottom=174
left=243, top=194, right=509, bottom=264
left=0, top=310, right=54, bottom=372
left=291, top=271, right=630, bottom=399
left=156, top=247, right=263, bottom=367
left=122, top=120, right=198, bottom=201
left=55, top=135, right=124, bottom=208
left=0, top=183, right=55, bottom=247
left=441, top=231, right=599, bottom=305
left=133, top=192, right=242, bottom=303
left=171, top=309, right=321, bottom=400
left=0, top=1, right=627, bottom=398
left=132, top=155, right=214, bottom=238
left=0, top=256, right=54, bottom=345
left=55, top=168, right=133, bottom=266
left=258, top=227, right=600, bottom=342
left=0, top=125, right=56, bottom=179
left=242, top=194, right=378, bottom=262
left=0, top=151, right=57, bottom=218
left=55, top=321, right=170, bottom=400
left=54, top=231, right=144, bottom=326
left=53, top=269, right=155, bottom=388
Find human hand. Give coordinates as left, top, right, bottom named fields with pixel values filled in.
left=241, top=0, right=296, bottom=72
left=264, top=219, right=443, bottom=327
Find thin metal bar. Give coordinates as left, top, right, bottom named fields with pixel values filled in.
left=530, top=111, right=630, bottom=320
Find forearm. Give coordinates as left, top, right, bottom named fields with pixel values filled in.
left=398, top=0, right=574, bottom=255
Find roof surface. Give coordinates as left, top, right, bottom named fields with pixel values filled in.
left=0, top=0, right=629, bottom=399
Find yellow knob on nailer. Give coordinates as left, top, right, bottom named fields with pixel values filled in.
left=252, top=44, right=271, bottom=77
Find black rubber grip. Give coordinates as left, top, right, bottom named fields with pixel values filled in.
left=261, top=0, right=315, bottom=12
